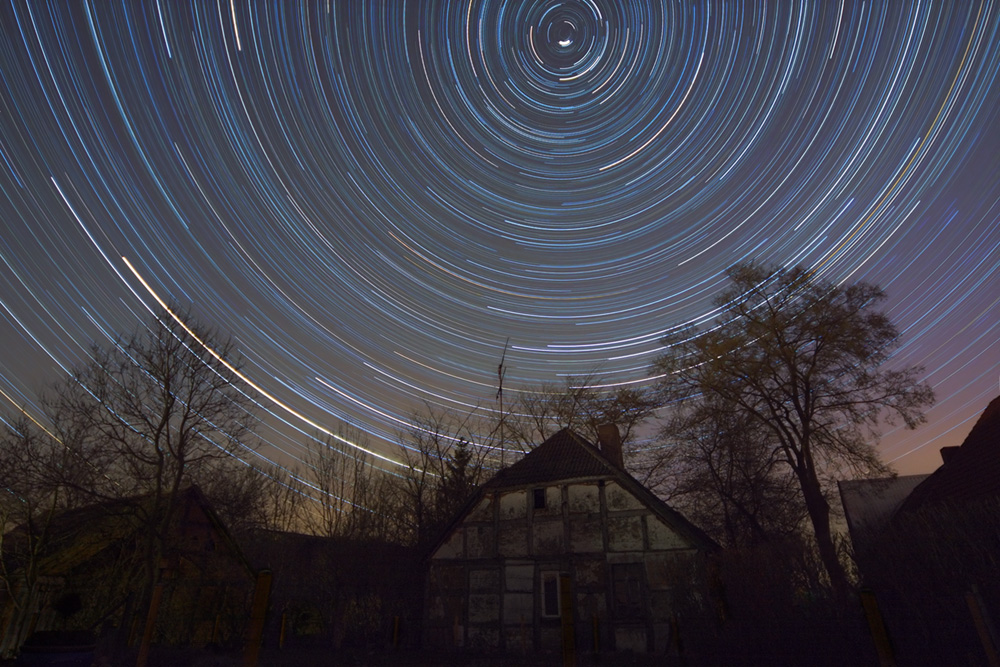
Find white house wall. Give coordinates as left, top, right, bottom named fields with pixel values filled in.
left=498, top=490, right=526, bottom=520
left=605, top=481, right=645, bottom=511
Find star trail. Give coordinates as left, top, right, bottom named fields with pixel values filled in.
left=1, top=1, right=998, bottom=480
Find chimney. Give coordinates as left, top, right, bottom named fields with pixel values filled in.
left=597, top=423, right=623, bottom=469
left=940, top=446, right=961, bottom=464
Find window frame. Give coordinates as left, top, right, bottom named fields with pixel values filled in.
left=540, top=570, right=561, bottom=618
left=533, top=487, right=546, bottom=510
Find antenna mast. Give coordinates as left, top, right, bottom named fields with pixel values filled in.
left=497, top=338, right=509, bottom=468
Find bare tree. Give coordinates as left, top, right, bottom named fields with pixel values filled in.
left=653, top=263, right=934, bottom=599
left=46, top=305, right=262, bottom=613
left=504, top=376, right=660, bottom=459
left=303, top=424, right=402, bottom=542
left=396, top=406, right=493, bottom=548
left=254, top=461, right=310, bottom=534
left=646, top=401, right=806, bottom=548
left=0, top=416, right=88, bottom=655
left=199, top=458, right=308, bottom=537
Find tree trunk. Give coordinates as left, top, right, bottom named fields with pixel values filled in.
left=796, top=464, right=850, bottom=601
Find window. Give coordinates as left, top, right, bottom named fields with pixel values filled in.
left=533, top=487, right=546, bottom=510
left=611, top=563, right=645, bottom=619
left=541, top=571, right=560, bottom=618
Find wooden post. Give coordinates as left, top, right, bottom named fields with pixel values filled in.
left=560, top=574, right=575, bottom=667
left=669, top=613, right=683, bottom=656
left=0, top=603, right=14, bottom=658
left=136, top=582, right=165, bottom=667
left=128, top=615, right=141, bottom=647
left=859, top=588, right=895, bottom=667
left=591, top=615, right=600, bottom=653
left=967, top=586, right=1000, bottom=667
left=243, top=570, right=272, bottom=667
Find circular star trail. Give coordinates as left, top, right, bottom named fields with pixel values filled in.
left=1, top=1, right=998, bottom=477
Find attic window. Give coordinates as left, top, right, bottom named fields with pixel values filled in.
left=533, top=488, right=546, bottom=510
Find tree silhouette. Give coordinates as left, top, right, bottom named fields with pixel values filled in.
left=48, top=304, right=261, bottom=616
left=654, top=263, right=934, bottom=599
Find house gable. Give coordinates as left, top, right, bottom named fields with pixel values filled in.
left=424, top=428, right=715, bottom=654
left=428, top=429, right=715, bottom=560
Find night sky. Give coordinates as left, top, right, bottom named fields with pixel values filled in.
left=1, top=1, right=998, bottom=480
